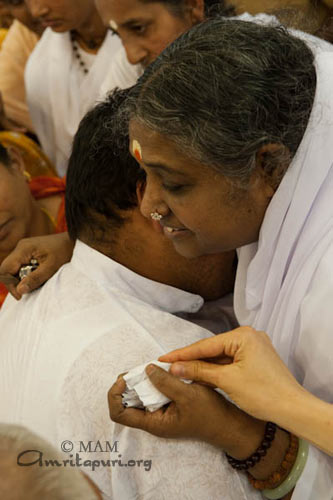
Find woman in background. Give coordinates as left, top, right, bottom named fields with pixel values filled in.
left=97, top=0, right=235, bottom=95
left=24, top=0, right=122, bottom=175
left=0, top=0, right=43, bottom=132
left=0, top=144, right=65, bottom=307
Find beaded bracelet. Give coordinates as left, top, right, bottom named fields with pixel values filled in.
left=247, top=432, right=299, bottom=490
left=262, top=439, right=309, bottom=500
left=226, top=422, right=277, bottom=471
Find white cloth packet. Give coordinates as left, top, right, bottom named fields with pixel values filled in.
left=122, top=361, right=191, bottom=412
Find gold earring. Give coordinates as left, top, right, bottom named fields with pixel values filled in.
left=24, top=171, right=32, bottom=183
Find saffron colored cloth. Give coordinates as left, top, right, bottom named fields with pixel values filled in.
left=0, top=175, right=66, bottom=308
left=29, top=176, right=66, bottom=233
left=0, top=131, right=57, bottom=178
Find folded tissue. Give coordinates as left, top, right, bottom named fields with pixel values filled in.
left=122, top=360, right=191, bottom=412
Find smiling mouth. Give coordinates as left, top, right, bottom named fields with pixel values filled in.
left=162, top=226, right=190, bottom=240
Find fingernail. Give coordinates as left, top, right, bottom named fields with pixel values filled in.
left=146, top=364, right=156, bottom=375
left=171, top=363, right=185, bottom=377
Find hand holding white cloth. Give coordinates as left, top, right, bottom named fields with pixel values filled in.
left=123, top=361, right=191, bottom=412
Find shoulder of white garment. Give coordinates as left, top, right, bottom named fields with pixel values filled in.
left=70, top=240, right=204, bottom=314
left=99, top=45, right=143, bottom=97
left=290, top=241, right=333, bottom=499
left=296, top=240, right=333, bottom=399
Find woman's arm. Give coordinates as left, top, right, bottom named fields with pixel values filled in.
left=273, top=380, right=333, bottom=456
left=160, top=327, right=333, bottom=455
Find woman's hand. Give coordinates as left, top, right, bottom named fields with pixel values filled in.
left=108, top=366, right=267, bottom=460
left=159, top=327, right=302, bottom=422
left=0, top=232, right=74, bottom=299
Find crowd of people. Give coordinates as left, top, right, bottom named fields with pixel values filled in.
left=0, top=1, right=332, bottom=499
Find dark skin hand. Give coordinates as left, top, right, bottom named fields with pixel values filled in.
left=109, top=365, right=290, bottom=482
left=0, top=232, right=74, bottom=299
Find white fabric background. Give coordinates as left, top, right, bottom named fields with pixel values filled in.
left=0, top=241, right=258, bottom=500
left=25, top=29, right=122, bottom=175
left=234, top=51, right=333, bottom=499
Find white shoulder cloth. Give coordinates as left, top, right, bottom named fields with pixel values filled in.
left=235, top=47, right=333, bottom=364
left=25, top=29, right=122, bottom=176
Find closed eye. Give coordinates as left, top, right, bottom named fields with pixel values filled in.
left=162, top=183, right=187, bottom=193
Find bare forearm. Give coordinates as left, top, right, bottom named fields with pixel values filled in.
left=218, top=406, right=290, bottom=481
left=270, top=388, right=333, bottom=456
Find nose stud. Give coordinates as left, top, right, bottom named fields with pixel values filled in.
left=150, top=211, right=163, bottom=221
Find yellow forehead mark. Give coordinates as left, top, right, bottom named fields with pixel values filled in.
left=109, top=20, right=118, bottom=31
left=133, top=139, right=142, bottom=162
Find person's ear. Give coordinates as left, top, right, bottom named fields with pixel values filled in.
left=184, top=0, right=205, bottom=24
left=255, top=143, right=291, bottom=193
left=7, top=147, right=25, bottom=175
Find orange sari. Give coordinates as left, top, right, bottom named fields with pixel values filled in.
left=0, top=176, right=66, bottom=308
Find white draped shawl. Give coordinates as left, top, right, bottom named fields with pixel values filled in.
left=25, top=28, right=122, bottom=176
left=235, top=49, right=333, bottom=371
left=99, top=45, right=142, bottom=98
left=235, top=50, right=333, bottom=499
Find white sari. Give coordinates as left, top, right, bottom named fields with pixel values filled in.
left=235, top=50, right=333, bottom=499
left=25, top=28, right=121, bottom=176
left=99, top=45, right=142, bottom=98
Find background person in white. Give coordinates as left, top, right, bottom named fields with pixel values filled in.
left=24, top=0, right=122, bottom=176
left=0, top=92, right=262, bottom=499
left=96, top=0, right=333, bottom=101
left=96, top=0, right=236, bottom=97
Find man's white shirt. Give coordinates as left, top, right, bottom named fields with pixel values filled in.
left=0, top=240, right=259, bottom=500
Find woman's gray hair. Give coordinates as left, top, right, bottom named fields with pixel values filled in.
left=0, top=424, right=97, bottom=500
left=127, top=18, right=316, bottom=183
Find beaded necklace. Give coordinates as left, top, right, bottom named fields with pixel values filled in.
left=70, top=31, right=89, bottom=75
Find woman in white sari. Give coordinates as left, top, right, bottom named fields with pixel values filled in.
left=24, top=0, right=121, bottom=175
left=108, top=18, right=333, bottom=500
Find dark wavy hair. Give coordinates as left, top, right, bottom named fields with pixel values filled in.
left=65, top=89, right=143, bottom=242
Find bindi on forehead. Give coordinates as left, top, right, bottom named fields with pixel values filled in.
left=132, top=139, right=142, bottom=162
